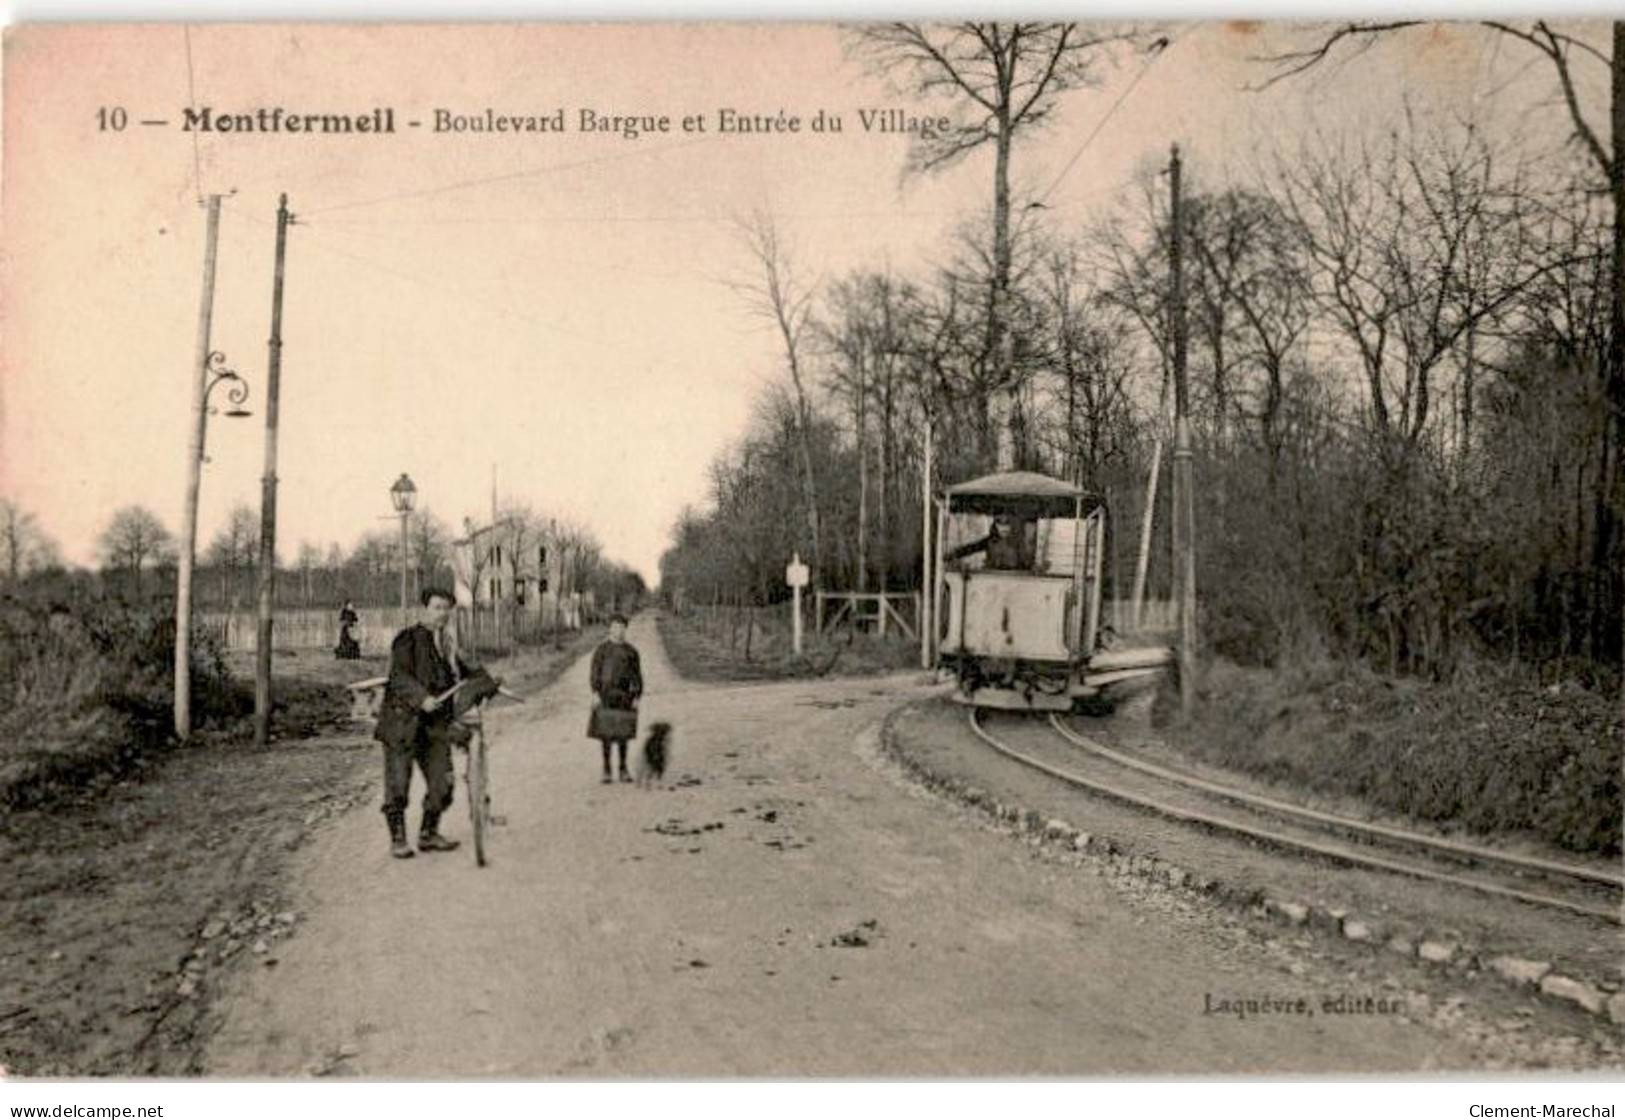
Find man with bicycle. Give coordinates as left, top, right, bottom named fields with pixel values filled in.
left=374, top=586, right=479, bottom=859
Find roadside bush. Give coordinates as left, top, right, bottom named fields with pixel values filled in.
left=1168, top=658, right=1622, bottom=857
left=0, top=600, right=243, bottom=808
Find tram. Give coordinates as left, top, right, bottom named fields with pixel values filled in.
left=933, top=470, right=1174, bottom=711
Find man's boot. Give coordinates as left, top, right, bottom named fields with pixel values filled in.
left=417, top=809, right=460, bottom=853
left=387, top=811, right=414, bottom=859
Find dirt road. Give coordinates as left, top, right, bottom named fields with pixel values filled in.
left=205, top=614, right=1495, bottom=1076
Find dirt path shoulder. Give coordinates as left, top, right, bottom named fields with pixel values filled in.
left=0, top=631, right=598, bottom=1077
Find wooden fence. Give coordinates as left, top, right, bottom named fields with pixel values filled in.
left=815, top=591, right=920, bottom=640
left=1107, top=599, right=1176, bottom=634
left=199, top=602, right=586, bottom=656
left=199, top=607, right=397, bottom=656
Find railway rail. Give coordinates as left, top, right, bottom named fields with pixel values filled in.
left=967, top=709, right=1623, bottom=926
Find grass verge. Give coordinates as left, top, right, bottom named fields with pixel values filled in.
left=656, top=607, right=919, bottom=682
left=0, top=629, right=600, bottom=1077
left=1158, top=659, right=1622, bottom=858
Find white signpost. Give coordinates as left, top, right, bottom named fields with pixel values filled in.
left=786, top=552, right=810, bottom=655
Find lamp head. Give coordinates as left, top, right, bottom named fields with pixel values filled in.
left=389, top=472, right=417, bottom=514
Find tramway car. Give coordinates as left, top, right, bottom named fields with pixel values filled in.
left=933, top=470, right=1174, bottom=711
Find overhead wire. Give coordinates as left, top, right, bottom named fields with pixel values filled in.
left=305, top=214, right=711, bottom=284
left=316, top=208, right=965, bottom=228
left=1035, top=27, right=1186, bottom=208
left=302, top=214, right=705, bottom=283
left=236, top=210, right=600, bottom=344
left=302, top=134, right=724, bottom=217
left=314, top=179, right=1139, bottom=230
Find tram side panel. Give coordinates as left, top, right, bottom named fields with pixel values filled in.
left=940, top=571, right=1074, bottom=662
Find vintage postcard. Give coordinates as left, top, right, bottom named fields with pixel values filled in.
left=1, top=19, right=1620, bottom=1093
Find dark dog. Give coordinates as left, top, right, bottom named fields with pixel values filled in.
left=638, top=721, right=672, bottom=788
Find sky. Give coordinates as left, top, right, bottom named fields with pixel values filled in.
left=0, top=18, right=1598, bottom=586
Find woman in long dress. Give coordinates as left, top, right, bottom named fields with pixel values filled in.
left=335, top=600, right=362, bottom=660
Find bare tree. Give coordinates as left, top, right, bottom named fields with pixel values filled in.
left=0, top=499, right=61, bottom=585
left=1259, top=17, right=1625, bottom=703
left=1270, top=120, right=1540, bottom=450
left=848, top=22, right=1139, bottom=469
left=347, top=529, right=400, bottom=605
left=1186, top=187, right=1313, bottom=479
left=1032, top=242, right=1139, bottom=483
left=729, top=210, right=824, bottom=582
left=819, top=276, right=873, bottom=591
left=408, top=507, right=453, bottom=597
left=97, top=506, right=173, bottom=597
left=295, top=542, right=322, bottom=607
left=1093, top=170, right=1178, bottom=415
left=205, top=502, right=259, bottom=610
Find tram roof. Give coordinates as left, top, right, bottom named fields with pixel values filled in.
left=942, top=470, right=1104, bottom=518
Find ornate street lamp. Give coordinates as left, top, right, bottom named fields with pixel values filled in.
left=390, top=473, right=417, bottom=627
left=201, top=351, right=252, bottom=459
left=175, top=350, right=253, bottom=740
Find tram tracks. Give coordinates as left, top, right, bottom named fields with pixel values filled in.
left=967, top=709, right=1622, bottom=926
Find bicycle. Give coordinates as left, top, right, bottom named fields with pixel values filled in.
left=457, top=702, right=493, bottom=866
left=445, top=674, right=523, bottom=868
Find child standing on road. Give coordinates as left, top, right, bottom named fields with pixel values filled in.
left=587, top=613, right=642, bottom=784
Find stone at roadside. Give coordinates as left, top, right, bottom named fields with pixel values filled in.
left=1310, top=906, right=1348, bottom=933
left=1489, top=956, right=1552, bottom=988
left=1266, top=900, right=1309, bottom=925
left=1539, top=974, right=1604, bottom=1015
left=1418, top=940, right=1458, bottom=965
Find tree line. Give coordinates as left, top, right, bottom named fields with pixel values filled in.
left=661, top=21, right=1623, bottom=689
left=0, top=496, right=645, bottom=617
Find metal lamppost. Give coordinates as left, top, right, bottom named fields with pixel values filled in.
left=174, top=350, right=252, bottom=740
left=389, top=473, right=417, bottom=628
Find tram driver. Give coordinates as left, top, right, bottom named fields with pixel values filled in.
left=946, top=513, right=1035, bottom=572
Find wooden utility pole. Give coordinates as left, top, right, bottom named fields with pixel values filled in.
left=920, top=416, right=934, bottom=669
left=174, top=194, right=224, bottom=742
left=1169, top=144, right=1197, bottom=715
left=254, top=194, right=292, bottom=748
left=1613, top=22, right=1625, bottom=721
left=1131, top=433, right=1163, bottom=630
